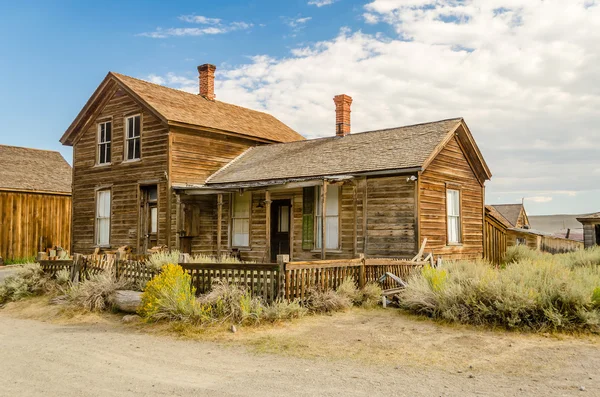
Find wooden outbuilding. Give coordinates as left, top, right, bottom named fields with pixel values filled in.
left=577, top=213, right=600, bottom=248
left=61, top=64, right=493, bottom=262
left=0, top=145, right=72, bottom=261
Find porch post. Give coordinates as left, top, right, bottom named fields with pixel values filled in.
left=321, top=180, right=328, bottom=260
left=217, top=193, right=223, bottom=258
left=265, top=191, right=271, bottom=262
left=352, top=182, right=358, bottom=258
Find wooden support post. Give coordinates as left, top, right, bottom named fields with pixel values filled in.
left=71, top=254, right=81, bottom=284
left=361, top=178, right=368, bottom=257
left=277, top=254, right=289, bottom=300
left=352, top=183, right=358, bottom=258
left=217, top=194, right=223, bottom=258
left=265, top=191, right=271, bottom=262
left=175, top=195, right=182, bottom=251
left=358, top=253, right=365, bottom=289
left=321, top=180, right=328, bottom=260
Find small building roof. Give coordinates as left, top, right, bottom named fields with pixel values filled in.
left=0, top=145, right=72, bottom=194
left=61, top=72, right=304, bottom=146
left=576, top=212, right=600, bottom=222
left=490, top=204, right=525, bottom=228
left=485, top=205, right=512, bottom=228
left=206, top=118, right=490, bottom=186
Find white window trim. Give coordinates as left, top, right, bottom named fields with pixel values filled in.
left=315, top=185, right=341, bottom=250
left=97, top=121, right=112, bottom=165
left=446, top=188, right=462, bottom=245
left=231, top=192, right=251, bottom=248
left=124, top=114, right=141, bottom=162
left=95, top=189, right=111, bottom=247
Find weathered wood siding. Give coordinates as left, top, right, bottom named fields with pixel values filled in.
left=507, top=229, right=583, bottom=253
left=170, top=127, right=259, bottom=186
left=71, top=89, right=169, bottom=254
left=0, top=191, right=71, bottom=260
left=581, top=223, right=597, bottom=248
left=484, top=211, right=507, bottom=265
left=419, top=136, right=484, bottom=260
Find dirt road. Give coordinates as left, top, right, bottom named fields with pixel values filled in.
left=0, top=313, right=598, bottom=397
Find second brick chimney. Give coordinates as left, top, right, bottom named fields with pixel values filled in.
left=198, top=64, right=216, bottom=100
left=333, top=94, right=352, bottom=137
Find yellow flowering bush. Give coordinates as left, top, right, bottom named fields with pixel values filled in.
left=139, top=264, right=209, bottom=323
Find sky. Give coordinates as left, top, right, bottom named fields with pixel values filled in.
left=0, top=0, right=599, bottom=216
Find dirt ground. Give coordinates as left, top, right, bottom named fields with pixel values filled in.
left=0, top=299, right=599, bottom=396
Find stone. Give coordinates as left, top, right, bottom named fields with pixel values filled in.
left=122, top=314, right=142, bottom=323
left=111, top=290, right=142, bottom=313
left=230, top=325, right=237, bottom=333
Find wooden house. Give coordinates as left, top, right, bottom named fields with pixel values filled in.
left=577, top=213, right=600, bottom=248
left=61, top=64, right=493, bottom=262
left=0, top=145, right=72, bottom=261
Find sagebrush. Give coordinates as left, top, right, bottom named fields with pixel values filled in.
left=68, top=271, right=130, bottom=311
left=0, top=264, right=49, bottom=304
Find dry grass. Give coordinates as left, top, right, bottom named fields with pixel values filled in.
left=67, top=271, right=130, bottom=311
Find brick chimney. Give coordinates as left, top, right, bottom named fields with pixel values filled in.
left=333, top=94, right=352, bottom=137
left=198, top=64, right=216, bottom=100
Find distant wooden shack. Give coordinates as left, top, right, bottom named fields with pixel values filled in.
left=577, top=213, right=600, bottom=248
left=0, top=145, right=72, bottom=261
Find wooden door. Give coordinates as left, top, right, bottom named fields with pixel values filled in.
left=140, top=185, right=158, bottom=253
left=270, top=199, right=291, bottom=262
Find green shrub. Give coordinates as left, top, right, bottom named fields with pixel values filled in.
left=147, top=250, right=181, bottom=272
left=140, top=263, right=208, bottom=323
left=2, top=257, right=37, bottom=266
left=400, top=258, right=600, bottom=332
left=262, top=299, right=308, bottom=321
left=68, top=271, right=130, bottom=311
left=199, top=281, right=264, bottom=324
left=336, top=277, right=382, bottom=308
left=0, top=264, right=48, bottom=304
left=302, top=287, right=353, bottom=314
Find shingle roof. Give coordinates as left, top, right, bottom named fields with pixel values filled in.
left=0, top=145, right=72, bottom=194
left=491, top=204, right=524, bottom=228
left=577, top=212, right=600, bottom=222
left=111, top=73, right=304, bottom=143
left=206, top=118, right=463, bottom=185
left=485, top=205, right=512, bottom=228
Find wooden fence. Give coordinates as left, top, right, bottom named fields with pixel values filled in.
left=40, top=254, right=425, bottom=303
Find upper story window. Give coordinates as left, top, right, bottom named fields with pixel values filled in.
left=446, top=188, right=461, bottom=244
left=315, top=184, right=340, bottom=250
left=125, top=115, right=141, bottom=161
left=97, top=121, right=112, bottom=165
left=232, top=191, right=251, bottom=247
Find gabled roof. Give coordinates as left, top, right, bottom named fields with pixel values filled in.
left=206, top=118, right=491, bottom=186
left=0, top=145, right=72, bottom=194
left=485, top=205, right=512, bottom=229
left=60, top=72, right=304, bottom=146
left=491, top=204, right=526, bottom=228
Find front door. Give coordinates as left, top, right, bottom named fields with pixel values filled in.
left=270, top=199, right=291, bottom=262
left=140, top=185, right=158, bottom=253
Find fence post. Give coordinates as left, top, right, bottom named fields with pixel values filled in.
left=277, top=254, right=289, bottom=301
left=179, top=253, right=189, bottom=264
left=71, top=254, right=81, bottom=285
left=114, top=252, right=121, bottom=279
left=358, top=254, right=365, bottom=289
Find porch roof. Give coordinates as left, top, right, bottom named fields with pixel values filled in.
left=205, top=118, right=465, bottom=185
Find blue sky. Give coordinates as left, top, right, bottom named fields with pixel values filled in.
left=1, top=0, right=599, bottom=216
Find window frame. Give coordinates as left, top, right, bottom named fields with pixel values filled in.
left=445, top=184, right=463, bottom=245
left=231, top=191, right=252, bottom=248
left=95, top=188, right=112, bottom=247
left=124, top=114, right=142, bottom=162
left=96, top=120, right=112, bottom=166
left=314, top=184, right=341, bottom=251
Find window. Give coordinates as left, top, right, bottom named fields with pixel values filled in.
left=278, top=205, right=290, bottom=233
left=516, top=237, right=526, bottom=246
left=125, top=115, right=141, bottom=161
left=95, top=190, right=111, bottom=246
left=446, top=188, right=461, bottom=244
left=232, top=191, right=251, bottom=247
left=97, top=121, right=111, bottom=165
left=315, top=185, right=340, bottom=250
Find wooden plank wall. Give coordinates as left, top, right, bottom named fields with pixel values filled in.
left=0, top=191, right=71, bottom=260
left=419, top=136, right=484, bottom=260
left=71, top=87, right=169, bottom=254
left=484, top=211, right=507, bottom=265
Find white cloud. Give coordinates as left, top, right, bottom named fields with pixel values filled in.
left=527, top=196, right=553, bottom=203
left=139, top=17, right=253, bottom=38
left=308, top=0, right=338, bottom=6
left=284, top=16, right=313, bottom=28
left=178, top=15, right=221, bottom=24
left=145, top=0, right=600, bottom=213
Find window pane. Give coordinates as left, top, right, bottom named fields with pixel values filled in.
left=447, top=189, right=460, bottom=216
left=105, top=122, right=111, bottom=142
left=315, top=216, right=323, bottom=249
left=127, top=138, right=134, bottom=160
left=326, top=216, right=339, bottom=249
left=133, top=138, right=140, bottom=159
left=128, top=117, right=134, bottom=138
left=279, top=206, right=290, bottom=233
left=233, top=192, right=251, bottom=217
left=106, top=142, right=111, bottom=163
left=134, top=116, right=140, bottom=137
left=326, top=185, right=339, bottom=216
left=98, top=219, right=109, bottom=245
left=150, top=207, right=158, bottom=234
left=315, top=186, right=322, bottom=216
left=99, top=146, right=105, bottom=164
left=148, top=186, right=158, bottom=201
left=232, top=219, right=249, bottom=246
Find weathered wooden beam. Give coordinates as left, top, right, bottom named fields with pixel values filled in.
left=361, top=178, right=368, bottom=257
left=217, top=193, right=223, bottom=258
left=352, top=183, right=358, bottom=258
left=265, top=191, right=271, bottom=262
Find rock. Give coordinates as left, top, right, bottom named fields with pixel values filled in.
left=579, top=386, right=586, bottom=392
left=122, top=314, right=142, bottom=323
left=468, top=375, right=474, bottom=379
left=111, top=290, right=142, bottom=313
left=230, top=325, right=237, bottom=333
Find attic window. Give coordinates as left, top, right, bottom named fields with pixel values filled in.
left=97, top=121, right=112, bottom=165
left=125, top=115, right=141, bottom=161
